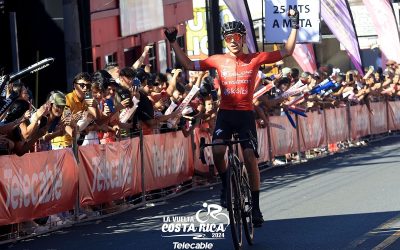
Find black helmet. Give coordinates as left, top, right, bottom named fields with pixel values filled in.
left=221, top=21, right=246, bottom=37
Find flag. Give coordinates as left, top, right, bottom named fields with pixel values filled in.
left=362, top=0, right=400, bottom=67
left=321, top=0, right=364, bottom=74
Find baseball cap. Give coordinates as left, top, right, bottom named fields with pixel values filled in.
left=50, top=92, right=66, bottom=106
left=386, top=60, right=397, bottom=66
left=281, top=67, right=291, bottom=77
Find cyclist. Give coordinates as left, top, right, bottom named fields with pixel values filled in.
left=165, top=9, right=299, bottom=227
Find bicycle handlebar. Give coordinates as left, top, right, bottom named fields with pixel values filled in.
left=199, top=132, right=259, bottom=164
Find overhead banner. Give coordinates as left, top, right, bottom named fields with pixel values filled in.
left=292, top=44, right=318, bottom=73
left=321, top=0, right=364, bottom=75
left=264, top=0, right=321, bottom=43
left=0, top=149, right=78, bottom=225
left=362, top=0, right=400, bottom=67
left=78, top=138, right=142, bottom=206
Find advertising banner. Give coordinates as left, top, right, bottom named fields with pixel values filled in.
left=269, top=115, right=298, bottom=156
left=0, top=149, right=78, bottom=225
left=350, top=105, right=371, bottom=139
left=264, top=0, right=321, bottom=43
left=78, top=138, right=142, bottom=206
left=325, top=107, right=349, bottom=144
left=143, top=132, right=194, bottom=191
left=298, top=111, right=326, bottom=151
left=369, top=102, right=388, bottom=135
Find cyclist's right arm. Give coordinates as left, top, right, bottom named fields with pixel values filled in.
left=170, top=42, right=195, bottom=70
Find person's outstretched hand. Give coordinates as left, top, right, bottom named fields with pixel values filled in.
left=164, top=27, right=178, bottom=43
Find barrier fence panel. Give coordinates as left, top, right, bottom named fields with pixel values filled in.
left=78, top=138, right=142, bottom=206
left=269, top=115, right=298, bottom=156
left=256, top=127, right=270, bottom=163
left=298, top=111, right=326, bottom=151
left=142, top=132, right=194, bottom=191
left=350, top=105, right=371, bottom=140
left=193, top=128, right=213, bottom=174
left=325, top=107, right=349, bottom=144
left=369, top=102, right=388, bottom=135
left=0, top=149, right=78, bottom=226
left=388, top=101, right=400, bottom=131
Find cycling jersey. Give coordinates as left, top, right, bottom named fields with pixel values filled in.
left=194, top=51, right=282, bottom=110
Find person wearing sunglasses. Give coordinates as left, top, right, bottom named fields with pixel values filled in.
left=165, top=9, right=300, bottom=227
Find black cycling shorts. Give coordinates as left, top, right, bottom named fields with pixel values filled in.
left=212, top=109, right=258, bottom=150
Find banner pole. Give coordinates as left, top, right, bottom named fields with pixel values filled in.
left=346, top=101, right=352, bottom=142
left=322, top=109, right=329, bottom=153
left=295, top=114, right=302, bottom=161
left=139, top=129, right=146, bottom=203
left=72, top=133, right=80, bottom=221
left=266, top=114, right=273, bottom=164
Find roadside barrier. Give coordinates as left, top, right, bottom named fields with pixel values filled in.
left=1, top=100, right=399, bottom=243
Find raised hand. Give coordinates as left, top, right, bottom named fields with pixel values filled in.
left=288, top=9, right=300, bottom=29
left=164, top=27, right=178, bottom=43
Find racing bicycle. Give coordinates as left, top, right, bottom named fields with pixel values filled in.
left=199, top=132, right=259, bottom=250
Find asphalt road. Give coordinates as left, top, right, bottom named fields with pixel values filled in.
left=5, top=136, right=400, bottom=250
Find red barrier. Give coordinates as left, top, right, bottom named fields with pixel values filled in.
left=350, top=105, right=371, bottom=140
left=78, top=138, right=142, bottom=206
left=298, top=111, right=326, bottom=151
left=0, top=149, right=78, bottom=225
left=142, top=132, right=194, bottom=191
left=256, top=127, right=270, bottom=163
left=369, top=102, right=388, bottom=135
left=325, top=107, right=349, bottom=144
left=269, top=115, right=298, bottom=156
left=388, top=101, right=400, bottom=131
left=193, top=128, right=214, bottom=174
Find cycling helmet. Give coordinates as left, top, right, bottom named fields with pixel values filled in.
left=221, top=21, right=246, bottom=37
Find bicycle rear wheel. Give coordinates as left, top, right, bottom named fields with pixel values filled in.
left=227, top=166, right=243, bottom=250
left=241, top=166, right=254, bottom=245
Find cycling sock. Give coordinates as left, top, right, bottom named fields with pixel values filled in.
left=251, top=191, right=260, bottom=210
left=220, top=171, right=227, bottom=190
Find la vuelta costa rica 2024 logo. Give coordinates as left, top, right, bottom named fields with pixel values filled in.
left=161, top=202, right=230, bottom=249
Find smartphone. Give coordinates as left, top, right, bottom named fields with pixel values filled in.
left=84, top=91, right=92, bottom=99
left=105, top=98, right=115, bottom=113
left=349, top=74, right=354, bottom=82
left=48, top=116, right=61, bottom=133
left=63, top=107, right=71, bottom=118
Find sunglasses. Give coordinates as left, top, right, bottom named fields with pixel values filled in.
left=76, top=83, right=91, bottom=89
left=224, top=33, right=243, bottom=43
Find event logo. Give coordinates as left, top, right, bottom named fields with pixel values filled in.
left=161, top=203, right=229, bottom=249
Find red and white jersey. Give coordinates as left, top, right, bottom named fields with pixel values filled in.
left=194, top=51, right=282, bottom=110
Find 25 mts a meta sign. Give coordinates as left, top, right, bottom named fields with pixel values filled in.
left=264, top=0, right=321, bottom=43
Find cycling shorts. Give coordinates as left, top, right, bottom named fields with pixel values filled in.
left=212, top=109, right=258, bottom=150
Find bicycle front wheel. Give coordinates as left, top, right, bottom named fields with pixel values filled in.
left=227, top=166, right=243, bottom=250
left=241, top=166, right=254, bottom=245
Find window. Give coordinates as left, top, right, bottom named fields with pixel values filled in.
left=105, top=53, right=118, bottom=66
left=158, top=40, right=167, bottom=74
left=148, top=43, right=157, bottom=73
left=124, top=46, right=141, bottom=67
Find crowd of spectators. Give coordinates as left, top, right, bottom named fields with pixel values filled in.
left=1, top=45, right=400, bottom=236
left=1, top=50, right=400, bottom=157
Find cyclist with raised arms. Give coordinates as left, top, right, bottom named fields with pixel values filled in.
left=165, top=9, right=299, bottom=227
